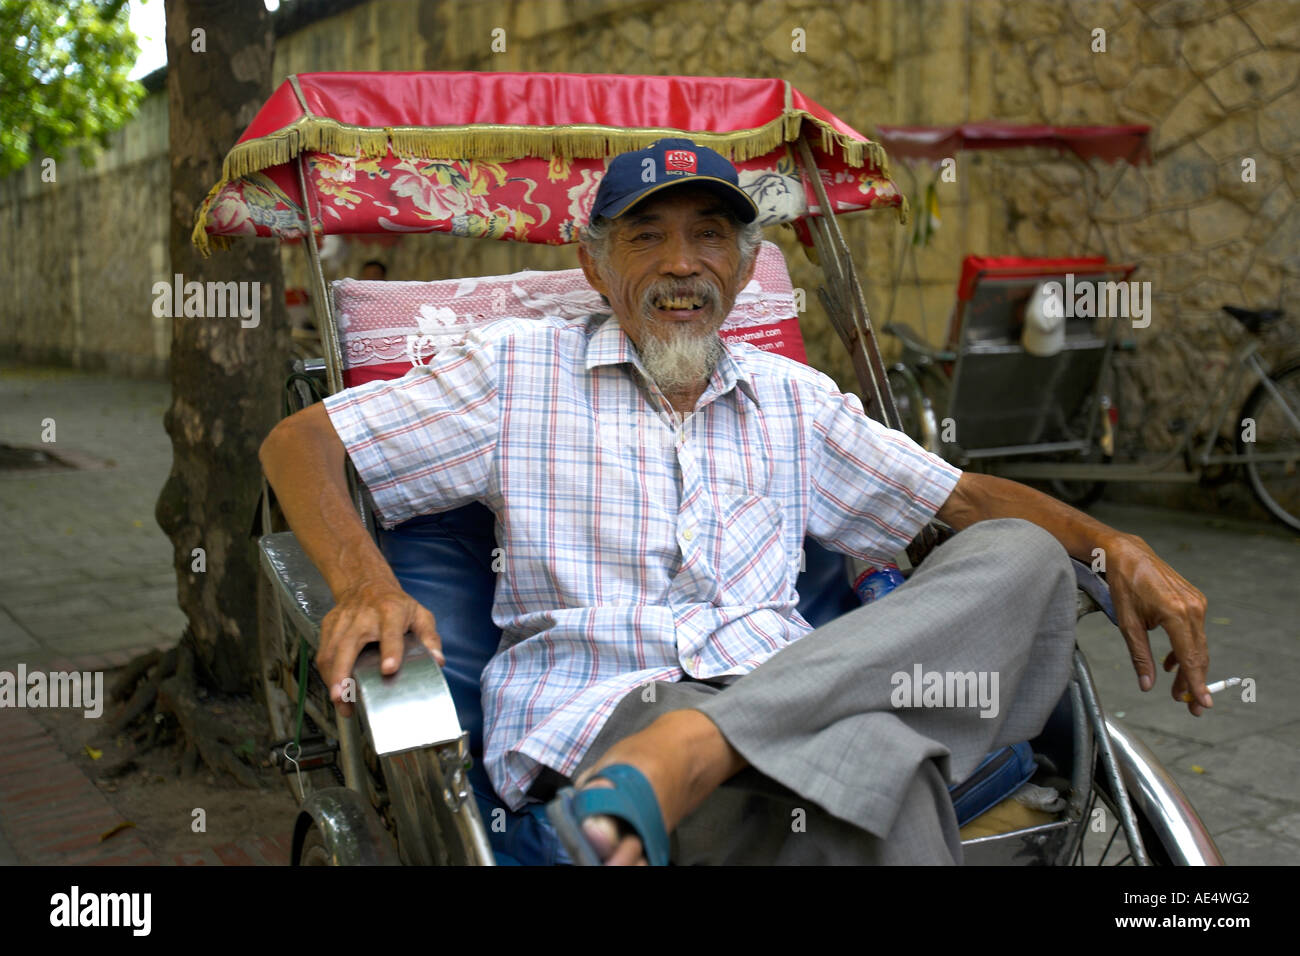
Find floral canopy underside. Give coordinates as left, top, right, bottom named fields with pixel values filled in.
left=193, top=71, right=906, bottom=254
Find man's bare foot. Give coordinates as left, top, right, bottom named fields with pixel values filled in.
left=572, top=708, right=746, bottom=865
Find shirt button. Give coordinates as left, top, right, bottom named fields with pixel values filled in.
left=682, top=527, right=695, bottom=542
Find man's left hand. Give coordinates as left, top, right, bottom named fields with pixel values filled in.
left=1101, top=533, right=1212, bottom=715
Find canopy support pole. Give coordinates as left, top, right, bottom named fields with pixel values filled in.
left=794, top=135, right=898, bottom=430
left=296, top=156, right=345, bottom=397
left=295, top=155, right=374, bottom=537
left=793, top=135, right=948, bottom=565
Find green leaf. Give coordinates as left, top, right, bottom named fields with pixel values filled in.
left=0, top=0, right=145, bottom=177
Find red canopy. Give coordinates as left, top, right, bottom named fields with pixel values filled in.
left=873, top=123, right=1151, bottom=166
left=194, top=72, right=905, bottom=252
left=229, top=72, right=875, bottom=168
left=956, top=255, right=1109, bottom=301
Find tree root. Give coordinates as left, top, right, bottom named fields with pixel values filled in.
left=101, top=638, right=264, bottom=790
left=105, top=648, right=175, bottom=737
left=109, top=648, right=162, bottom=703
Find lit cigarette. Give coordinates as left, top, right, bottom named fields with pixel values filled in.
left=1180, top=677, right=1241, bottom=703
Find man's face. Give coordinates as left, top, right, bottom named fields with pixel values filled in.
left=579, top=186, right=757, bottom=394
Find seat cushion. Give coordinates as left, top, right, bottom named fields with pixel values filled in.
left=378, top=503, right=501, bottom=757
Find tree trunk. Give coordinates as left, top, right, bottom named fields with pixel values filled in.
left=156, top=0, right=288, bottom=694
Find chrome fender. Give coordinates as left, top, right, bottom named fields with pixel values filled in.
left=1104, top=718, right=1224, bottom=865
left=354, top=633, right=496, bottom=866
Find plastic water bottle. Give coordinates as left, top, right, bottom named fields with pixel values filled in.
left=853, top=564, right=905, bottom=604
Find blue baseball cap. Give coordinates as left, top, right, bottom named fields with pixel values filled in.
left=589, top=138, right=759, bottom=224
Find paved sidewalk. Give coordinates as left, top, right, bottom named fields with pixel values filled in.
left=1, top=363, right=184, bottom=670
left=1076, top=501, right=1300, bottom=865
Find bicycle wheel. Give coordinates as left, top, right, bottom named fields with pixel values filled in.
left=1238, top=361, right=1300, bottom=532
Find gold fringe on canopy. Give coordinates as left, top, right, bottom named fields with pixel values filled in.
left=216, top=110, right=889, bottom=180
left=191, top=179, right=229, bottom=258
left=193, top=109, right=900, bottom=254
left=895, top=192, right=911, bottom=226
left=220, top=117, right=391, bottom=182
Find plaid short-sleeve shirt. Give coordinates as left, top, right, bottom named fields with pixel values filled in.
left=324, top=314, right=962, bottom=810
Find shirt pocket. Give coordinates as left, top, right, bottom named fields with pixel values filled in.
left=716, top=493, right=788, bottom=605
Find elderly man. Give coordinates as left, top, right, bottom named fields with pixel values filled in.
left=259, top=139, right=1210, bottom=866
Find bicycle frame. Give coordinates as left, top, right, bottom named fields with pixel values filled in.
left=997, top=331, right=1300, bottom=482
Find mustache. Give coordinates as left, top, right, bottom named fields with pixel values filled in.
left=639, top=278, right=721, bottom=314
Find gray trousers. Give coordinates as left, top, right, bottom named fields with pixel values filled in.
left=568, top=518, right=1078, bottom=865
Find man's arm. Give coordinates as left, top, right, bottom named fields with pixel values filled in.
left=936, top=472, right=1212, bottom=715
left=258, top=402, right=442, bottom=717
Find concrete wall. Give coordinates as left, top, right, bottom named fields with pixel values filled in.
left=0, top=92, right=170, bottom=376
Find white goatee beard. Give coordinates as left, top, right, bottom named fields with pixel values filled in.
left=636, top=322, right=723, bottom=395
left=630, top=275, right=726, bottom=396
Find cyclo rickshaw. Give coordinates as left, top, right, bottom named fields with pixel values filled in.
left=876, top=123, right=1300, bottom=529
left=193, top=72, right=1221, bottom=866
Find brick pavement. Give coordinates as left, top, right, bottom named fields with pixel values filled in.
left=0, top=707, right=293, bottom=866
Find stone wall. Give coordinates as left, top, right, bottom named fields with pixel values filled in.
left=3, top=1, right=1297, bottom=513
left=970, top=0, right=1300, bottom=464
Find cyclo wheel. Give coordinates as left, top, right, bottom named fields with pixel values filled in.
left=298, top=821, right=335, bottom=866
left=1073, top=765, right=1175, bottom=866
left=1047, top=457, right=1109, bottom=510
left=1238, top=360, right=1300, bottom=532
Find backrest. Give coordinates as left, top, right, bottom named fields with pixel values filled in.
left=331, top=242, right=854, bottom=757
left=944, top=255, right=1137, bottom=453
left=331, top=240, right=807, bottom=388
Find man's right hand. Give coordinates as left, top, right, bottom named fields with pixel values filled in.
left=316, top=579, right=444, bottom=718
left=260, top=403, right=447, bottom=719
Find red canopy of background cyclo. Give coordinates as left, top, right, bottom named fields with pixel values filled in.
left=873, top=122, right=1151, bottom=165
left=193, top=71, right=906, bottom=252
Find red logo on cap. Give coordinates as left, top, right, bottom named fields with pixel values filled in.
left=664, top=150, right=697, bottom=173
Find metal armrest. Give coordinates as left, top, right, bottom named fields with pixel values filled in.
left=260, top=531, right=490, bottom=865
left=259, top=531, right=333, bottom=646
left=258, top=531, right=464, bottom=754
left=1070, top=558, right=1117, bottom=624
left=883, top=321, right=957, bottom=363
